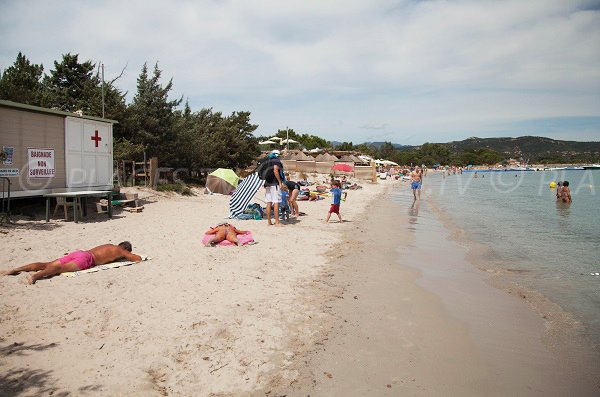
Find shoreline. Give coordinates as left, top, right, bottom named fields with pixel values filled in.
left=426, top=195, right=599, bottom=360
left=278, top=181, right=599, bottom=396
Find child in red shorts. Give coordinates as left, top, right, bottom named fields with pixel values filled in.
left=325, top=180, right=343, bottom=223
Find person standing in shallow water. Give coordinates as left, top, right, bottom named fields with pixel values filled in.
left=561, top=181, right=572, bottom=203
left=556, top=181, right=563, bottom=200
left=410, top=166, right=423, bottom=200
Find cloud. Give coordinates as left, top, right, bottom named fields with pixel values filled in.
left=361, top=123, right=388, bottom=130
left=1, top=0, right=599, bottom=143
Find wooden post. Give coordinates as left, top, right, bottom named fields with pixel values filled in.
left=149, top=157, right=158, bottom=188
left=121, top=160, right=125, bottom=186
left=142, top=151, right=147, bottom=186
left=371, top=160, right=377, bottom=183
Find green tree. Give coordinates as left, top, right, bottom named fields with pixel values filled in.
left=297, top=133, right=329, bottom=150
left=393, top=150, right=419, bottom=166
left=336, top=142, right=354, bottom=151
left=477, top=148, right=503, bottom=165
left=40, top=53, right=128, bottom=133
left=126, top=63, right=182, bottom=164
left=378, top=142, right=395, bottom=160
left=113, top=138, right=145, bottom=162
left=354, top=143, right=378, bottom=157
left=42, top=53, right=100, bottom=112
left=174, top=107, right=259, bottom=170
left=0, top=52, right=45, bottom=105
left=418, top=143, right=451, bottom=166
left=198, top=110, right=259, bottom=169
left=171, top=101, right=196, bottom=168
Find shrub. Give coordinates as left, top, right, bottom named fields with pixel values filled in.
left=155, top=183, right=194, bottom=196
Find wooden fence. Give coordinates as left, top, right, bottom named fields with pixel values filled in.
left=281, top=160, right=376, bottom=181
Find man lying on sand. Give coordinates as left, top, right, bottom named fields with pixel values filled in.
left=0, top=242, right=142, bottom=284
left=205, top=223, right=249, bottom=246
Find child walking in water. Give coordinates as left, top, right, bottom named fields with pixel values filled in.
left=325, top=180, right=344, bottom=223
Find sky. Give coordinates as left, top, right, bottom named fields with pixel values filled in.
left=1, top=0, right=599, bottom=145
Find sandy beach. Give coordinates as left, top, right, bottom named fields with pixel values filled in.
left=1, top=179, right=598, bottom=396
left=0, top=180, right=382, bottom=395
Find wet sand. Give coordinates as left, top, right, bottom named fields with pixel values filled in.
left=277, top=183, right=599, bottom=396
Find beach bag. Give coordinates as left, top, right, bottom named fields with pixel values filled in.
left=244, top=203, right=264, bottom=219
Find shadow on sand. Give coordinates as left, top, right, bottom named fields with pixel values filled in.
left=0, top=342, right=103, bottom=396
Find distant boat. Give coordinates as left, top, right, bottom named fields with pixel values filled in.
left=546, top=167, right=567, bottom=171
left=582, top=164, right=600, bottom=170
left=510, top=167, right=535, bottom=171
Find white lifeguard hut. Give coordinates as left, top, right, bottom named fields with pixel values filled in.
left=0, top=100, right=116, bottom=197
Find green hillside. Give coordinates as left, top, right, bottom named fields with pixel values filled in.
left=441, top=136, right=600, bottom=163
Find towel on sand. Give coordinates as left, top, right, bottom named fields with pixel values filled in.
left=62, top=256, right=150, bottom=277
left=202, top=232, right=255, bottom=246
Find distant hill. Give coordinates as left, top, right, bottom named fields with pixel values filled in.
left=329, top=136, right=600, bottom=162
left=364, top=141, right=406, bottom=149
left=441, top=136, right=600, bottom=161
left=330, top=141, right=405, bottom=149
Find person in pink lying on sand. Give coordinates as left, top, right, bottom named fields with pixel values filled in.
left=1, top=242, right=142, bottom=284
left=205, top=223, right=249, bottom=246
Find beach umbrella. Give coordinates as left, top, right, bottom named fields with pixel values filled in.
left=280, top=138, right=299, bottom=144
left=229, top=172, right=264, bottom=218
left=269, top=136, right=283, bottom=141
left=259, top=140, right=277, bottom=145
left=205, top=168, right=239, bottom=195
left=332, top=163, right=354, bottom=172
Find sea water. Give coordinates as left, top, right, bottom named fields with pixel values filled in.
left=391, top=170, right=600, bottom=347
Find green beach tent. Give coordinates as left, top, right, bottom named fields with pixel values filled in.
left=205, top=168, right=240, bottom=195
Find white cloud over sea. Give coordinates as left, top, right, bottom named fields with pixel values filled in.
left=1, top=0, right=599, bottom=144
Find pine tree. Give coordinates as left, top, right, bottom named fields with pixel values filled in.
left=126, top=63, right=182, bottom=163
left=42, top=53, right=100, bottom=112
left=0, top=52, right=45, bottom=105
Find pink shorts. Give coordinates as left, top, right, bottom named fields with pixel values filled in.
left=58, top=250, right=95, bottom=270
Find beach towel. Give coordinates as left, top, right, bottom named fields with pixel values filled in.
left=202, top=232, right=255, bottom=246
left=61, top=256, right=150, bottom=277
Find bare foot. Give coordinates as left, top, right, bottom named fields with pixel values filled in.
left=25, top=274, right=35, bottom=285
left=0, top=269, right=18, bottom=276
